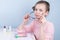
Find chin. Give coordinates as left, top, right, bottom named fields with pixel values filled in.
left=36, top=17, right=40, bottom=19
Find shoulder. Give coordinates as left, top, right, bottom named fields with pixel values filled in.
left=46, top=21, right=54, bottom=30
left=46, top=21, right=54, bottom=33
left=46, top=21, right=54, bottom=32
left=46, top=21, right=54, bottom=27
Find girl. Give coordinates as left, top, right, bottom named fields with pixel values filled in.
left=17, top=1, right=54, bottom=40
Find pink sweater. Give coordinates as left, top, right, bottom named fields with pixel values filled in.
left=18, top=19, right=54, bottom=40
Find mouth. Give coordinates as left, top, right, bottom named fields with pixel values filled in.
left=35, top=15, right=43, bottom=20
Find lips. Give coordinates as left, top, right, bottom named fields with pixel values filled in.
left=35, top=15, right=43, bottom=20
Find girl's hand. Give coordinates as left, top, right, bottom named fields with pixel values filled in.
left=23, top=13, right=30, bottom=24
left=37, top=15, right=46, bottom=23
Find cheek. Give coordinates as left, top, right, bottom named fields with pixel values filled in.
left=40, top=11, right=45, bottom=15
left=38, top=13, right=43, bottom=16
left=34, top=12, right=36, bottom=15
left=34, top=11, right=45, bottom=17
left=41, top=13, right=45, bottom=16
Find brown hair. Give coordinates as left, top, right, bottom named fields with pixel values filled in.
left=32, top=1, right=50, bottom=12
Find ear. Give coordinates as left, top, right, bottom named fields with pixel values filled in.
left=45, top=11, right=48, bottom=17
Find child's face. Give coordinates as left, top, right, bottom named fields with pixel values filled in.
left=34, top=3, right=48, bottom=19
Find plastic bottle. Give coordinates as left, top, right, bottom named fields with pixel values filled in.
left=3, top=26, right=6, bottom=32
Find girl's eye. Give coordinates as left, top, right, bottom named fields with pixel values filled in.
left=35, top=9, right=37, bottom=11
left=34, top=9, right=43, bottom=12
left=39, top=9, right=42, bottom=12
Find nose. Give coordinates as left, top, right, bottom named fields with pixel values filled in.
left=34, top=13, right=39, bottom=16
left=34, top=12, right=43, bottom=17
left=35, top=10, right=41, bottom=16
left=34, top=10, right=39, bottom=14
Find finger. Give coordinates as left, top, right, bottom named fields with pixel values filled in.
left=24, top=14, right=30, bottom=19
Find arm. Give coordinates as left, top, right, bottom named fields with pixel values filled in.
left=44, top=23, right=54, bottom=40
left=16, top=13, right=30, bottom=36
left=17, top=13, right=34, bottom=36
left=17, top=13, right=30, bottom=33
left=17, top=21, right=34, bottom=37
left=39, top=22, right=54, bottom=40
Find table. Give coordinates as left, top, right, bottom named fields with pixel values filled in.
left=0, top=31, right=35, bottom=40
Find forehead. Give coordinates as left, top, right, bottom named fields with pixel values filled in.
left=35, top=4, right=46, bottom=10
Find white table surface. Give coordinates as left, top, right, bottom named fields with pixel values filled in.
left=0, top=31, right=35, bottom=40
